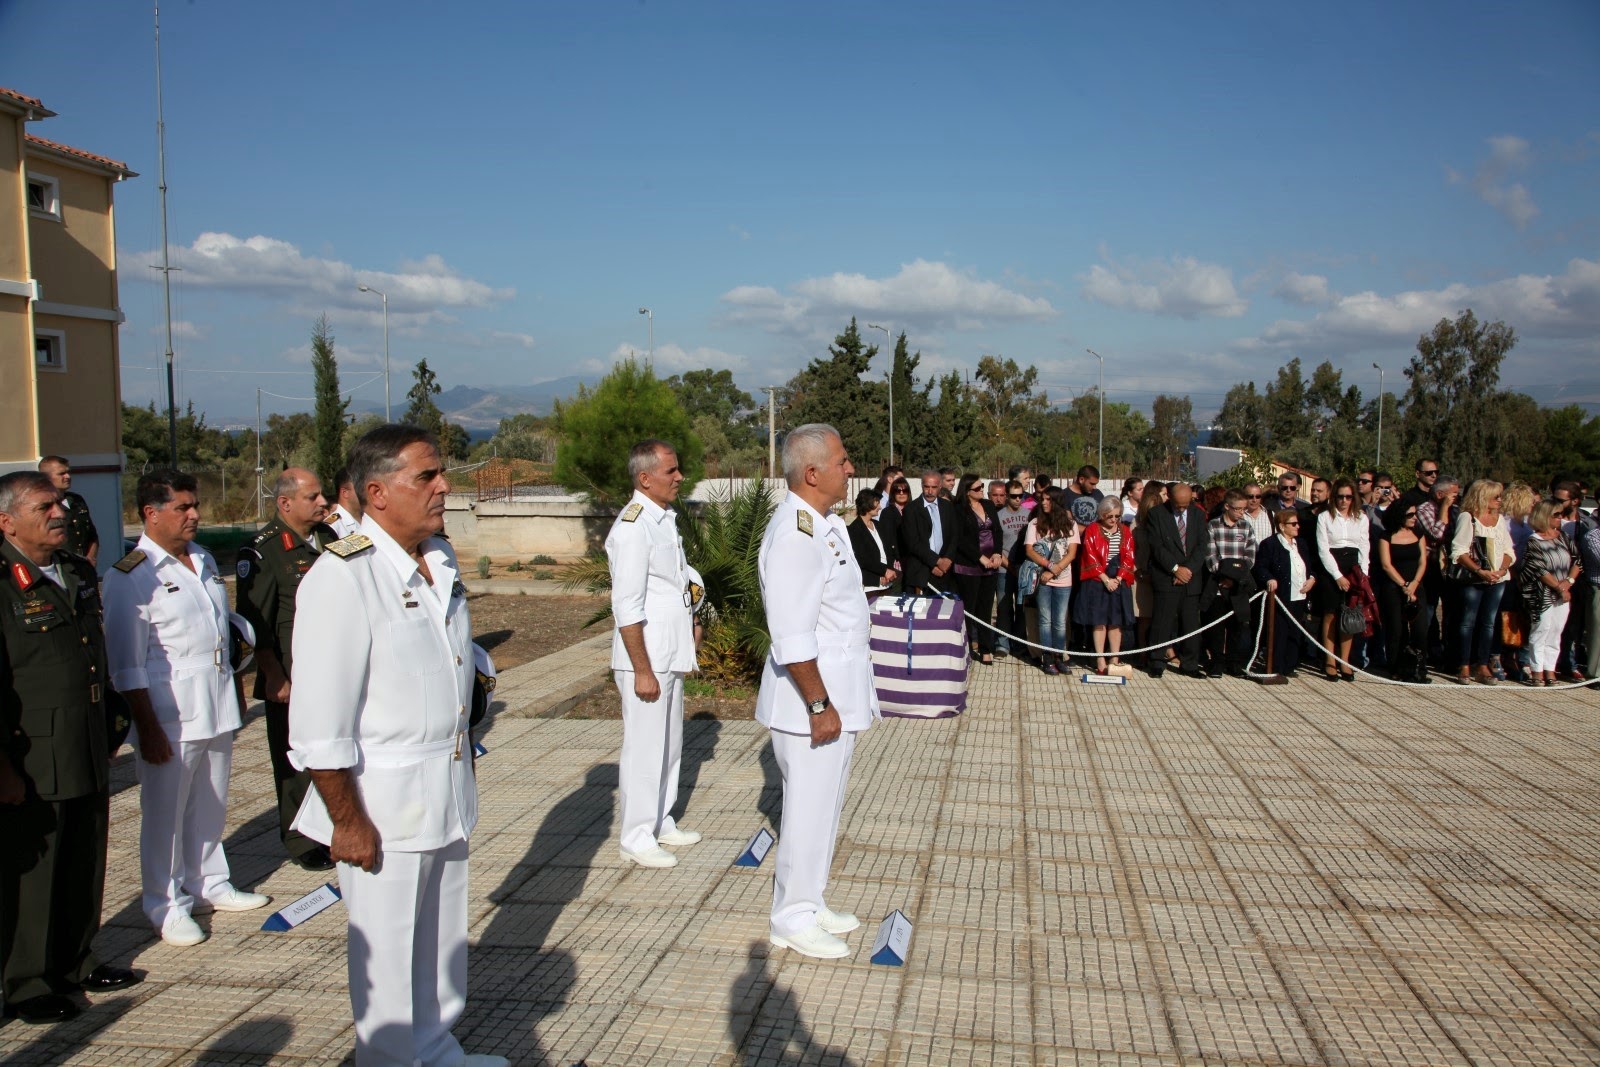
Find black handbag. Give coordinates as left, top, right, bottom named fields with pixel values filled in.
left=1338, top=604, right=1367, bottom=636
left=1444, top=516, right=1491, bottom=583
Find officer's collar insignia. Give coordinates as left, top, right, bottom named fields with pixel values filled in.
left=620, top=502, right=644, bottom=523
left=797, top=510, right=814, bottom=536
left=112, top=549, right=147, bottom=573
left=452, top=579, right=467, bottom=599
left=281, top=530, right=297, bottom=552
left=11, top=562, right=33, bottom=591
left=324, top=533, right=374, bottom=559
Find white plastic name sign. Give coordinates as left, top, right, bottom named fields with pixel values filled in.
left=261, top=883, right=342, bottom=932
left=734, top=827, right=775, bottom=867
left=1080, top=672, right=1127, bottom=685
left=870, top=909, right=913, bottom=966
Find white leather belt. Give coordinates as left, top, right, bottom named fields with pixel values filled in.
left=148, top=648, right=225, bottom=679
left=360, top=737, right=460, bottom=768
left=817, top=629, right=870, bottom=649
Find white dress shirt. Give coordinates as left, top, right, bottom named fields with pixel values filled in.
left=327, top=504, right=362, bottom=540
left=755, top=492, right=880, bottom=734
left=103, top=534, right=241, bottom=743
left=605, top=490, right=702, bottom=674
left=288, top=519, right=476, bottom=853
left=1316, top=509, right=1370, bottom=575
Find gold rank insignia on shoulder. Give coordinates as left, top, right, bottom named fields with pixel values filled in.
left=112, top=549, right=147, bottom=573
left=620, top=502, right=644, bottom=523
left=796, top=510, right=814, bottom=536
left=324, top=533, right=374, bottom=559
left=685, top=580, right=705, bottom=609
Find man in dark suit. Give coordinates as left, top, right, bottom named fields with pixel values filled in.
left=1143, top=480, right=1210, bottom=677
left=1, top=472, right=141, bottom=1024
left=898, top=470, right=957, bottom=593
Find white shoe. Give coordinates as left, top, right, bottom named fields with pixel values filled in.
left=160, top=915, right=207, bottom=947
left=621, top=846, right=678, bottom=868
left=196, top=887, right=271, bottom=913
left=816, top=907, right=860, bottom=935
left=769, top=924, right=850, bottom=959
left=657, top=827, right=702, bottom=847
left=461, top=1056, right=509, bottom=1067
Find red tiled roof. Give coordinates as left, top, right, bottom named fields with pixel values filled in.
left=25, top=134, right=136, bottom=177
left=0, top=86, right=48, bottom=111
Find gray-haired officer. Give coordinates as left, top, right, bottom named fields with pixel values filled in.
left=605, top=439, right=705, bottom=868
left=0, top=472, right=140, bottom=1024
left=756, top=423, right=878, bottom=959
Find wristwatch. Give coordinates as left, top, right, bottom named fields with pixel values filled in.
left=807, top=697, right=830, bottom=717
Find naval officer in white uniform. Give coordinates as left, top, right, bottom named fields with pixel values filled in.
left=288, top=426, right=505, bottom=1067
left=103, top=469, right=270, bottom=948
left=605, top=439, right=705, bottom=868
left=756, top=423, right=879, bottom=960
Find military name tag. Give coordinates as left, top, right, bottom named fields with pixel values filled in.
left=260, top=883, right=342, bottom=932
left=734, top=827, right=775, bottom=868
left=870, top=909, right=914, bottom=966
left=452, top=580, right=467, bottom=599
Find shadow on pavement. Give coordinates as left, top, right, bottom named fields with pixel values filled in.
left=733, top=941, right=854, bottom=1066
left=195, top=1013, right=291, bottom=1063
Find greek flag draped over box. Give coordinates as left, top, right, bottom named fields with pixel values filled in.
left=869, top=594, right=968, bottom=719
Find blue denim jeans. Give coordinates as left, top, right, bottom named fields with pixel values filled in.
left=1455, top=580, right=1506, bottom=668
left=1036, top=584, right=1071, bottom=660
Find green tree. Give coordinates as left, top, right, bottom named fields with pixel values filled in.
left=260, top=412, right=315, bottom=471
left=887, top=331, right=930, bottom=468
left=972, top=356, right=1049, bottom=465
left=915, top=371, right=980, bottom=471
left=553, top=357, right=703, bottom=503
left=483, top=413, right=555, bottom=462
left=1264, top=358, right=1312, bottom=446
left=783, top=318, right=884, bottom=465
left=310, top=315, right=347, bottom=488
left=1210, top=382, right=1268, bottom=452
left=404, top=358, right=445, bottom=434
left=1150, top=394, right=1196, bottom=478
left=1060, top=393, right=1154, bottom=473
left=1400, top=310, right=1516, bottom=476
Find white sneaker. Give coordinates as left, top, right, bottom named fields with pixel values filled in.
left=160, top=915, right=207, bottom=947
left=196, top=887, right=271, bottom=913
left=769, top=924, right=850, bottom=960
left=657, top=827, right=702, bottom=847
left=461, top=1056, right=509, bottom=1067
left=816, top=907, right=860, bottom=934
left=621, top=846, right=678, bottom=868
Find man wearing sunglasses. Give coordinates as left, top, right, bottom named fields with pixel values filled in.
left=1397, top=460, right=1440, bottom=515
left=1241, top=484, right=1274, bottom=545
left=992, top=480, right=1032, bottom=659
left=1267, top=472, right=1313, bottom=520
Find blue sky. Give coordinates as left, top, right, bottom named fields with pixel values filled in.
left=6, top=0, right=1598, bottom=425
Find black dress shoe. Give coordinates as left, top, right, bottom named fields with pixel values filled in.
left=80, top=965, right=143, bottom=993
left=1148, top=663, right=1165, bottom=678
left=293, top=847, right=336, bottom=872
left=1181, top=668, right=1207, bottom=679
left=5, top=994, right=79, bottom=1024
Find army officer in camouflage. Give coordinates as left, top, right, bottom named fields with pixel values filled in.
left=0, top=472, right=140, bottom=1025
left=235, top=468, right=337, bottom=871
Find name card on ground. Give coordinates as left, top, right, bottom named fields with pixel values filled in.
left=734, top=827, right=775, bottom=867
left=261, top=883, right=342, bottom=932
left=870, top=909, right=913, bottom=966
left=473, top=740, right=488, bottom=758
left=1080, top=673, right=1127, bottom=686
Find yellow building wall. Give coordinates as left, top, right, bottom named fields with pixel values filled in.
left=0, top=298, right=39, bottom=460
left=25, top=161, right=115, bottom=310
left=33, top=312, right=119, bottom=456
left=0, top=113, right=27, bottom=284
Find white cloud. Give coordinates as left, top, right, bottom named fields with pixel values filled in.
left=1449, top=135, right=1539, bottom=230
left=152, top=319, right=207, bottom=340
left=126, top=232, right=513, bottom=320
left=1243, top=257, right=1600, bottom=352
left=720, top=259, right=1057, bottom=336
left=580, top=342, right=751, bottom=376
left=487, top=330, right=536, bottom=350
left=1080, top=253, right=1248, bottom=318
left=1274, top=272, right=1334, bottom=307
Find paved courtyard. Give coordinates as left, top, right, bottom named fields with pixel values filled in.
left=4, top=654, right=1600, bottom=1065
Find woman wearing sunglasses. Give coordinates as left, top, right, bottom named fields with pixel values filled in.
left=1315, top=477, right=1370, bottom=681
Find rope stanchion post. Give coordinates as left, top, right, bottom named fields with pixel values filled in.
left=1255, top=590, right=1288, bottom=685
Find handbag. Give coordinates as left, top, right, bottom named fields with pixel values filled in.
left=1016, top=559, right=1042, bottom=598
left=1444, top=516, right=1492, bottom=583
left=1338, top=603, right=1366, bottom=636
left=1499, top=608, right=1528, bottom=649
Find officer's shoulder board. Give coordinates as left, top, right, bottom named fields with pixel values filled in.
left=112, top=549, right=147, bottom=573
left=324, top=533, right=374, bottom=559
left=620, top=502, right=644, bottom=523
left=251, top=524, right=278, bottom=547
left=796, top=510, right=814, bottom=537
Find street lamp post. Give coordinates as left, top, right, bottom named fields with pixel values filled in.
left=1372, top=362, right=1385, bottom=468
left=1086, top=348, right=1106, bottom=473
left=866, top=322, right=893, bottom=465
left=638, top=307, right=652, bottom=363
left=357, top=285, right=390, bottom=420
left=764, top=386, right=777, bottom=480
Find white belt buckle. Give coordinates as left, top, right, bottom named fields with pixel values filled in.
left=213, top=648, right=224, bottom=670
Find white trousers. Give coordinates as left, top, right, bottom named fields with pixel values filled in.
left=769, top=728, right=857, bottom=938
left=1529, top=602, right=1571, bottom=672
left=135, top=731, right=235, bottom=929
left=339, top=838, right=470, bottom=1067
left=616, top=670, right=684, bottom=854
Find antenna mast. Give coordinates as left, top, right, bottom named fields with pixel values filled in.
left=154, top=2, right=179, bottom=464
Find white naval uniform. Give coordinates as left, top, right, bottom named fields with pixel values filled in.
left=327, top=504, right=362, bottom=540
left=288, top=519, right=475, bottom=1067
left=103, top=534, right=245, bottom=932
left=604, top=491, right=703, bottom=855
left=755, top=492, right=879, bottom=939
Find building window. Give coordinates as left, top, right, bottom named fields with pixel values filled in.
left=35, top=330, right=66, bottom=372
left=27, top=174, right=61, bottom=220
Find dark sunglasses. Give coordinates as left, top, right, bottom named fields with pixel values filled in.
left=1335, top=494, right=1354, bottom=500
left=1357, top=478, right=1373, bottom=484
left=1007, top=493, right=1023, bottom=499
left=1419, top=469, right=1439, bottom=476
left=1282, top=519, right=1300, bottom=526
left=893, top=488, right=909, bottom=495
left=1245, top=493, right=1261, bottom=499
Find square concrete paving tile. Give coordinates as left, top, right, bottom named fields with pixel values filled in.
left=897, top=974, right=1034, bottom=1045
left=1032, top=985, right=1173, bottom=1057
left=1167, top=994, right=1320, bottom=1065
left=1306, top=1005, right=1472, bottom=1066
left=195, top=988, right=354, bottom=1058
left=1155, top=940, right=1290, bottom=1001
left=1036, top=935, right=1157, bottom=992
left=585, top=1004, right=747, bottom=1065
left=83, top=983, right=271, bottom=1049
left=1433, top=1010, right=1600, bottom=1066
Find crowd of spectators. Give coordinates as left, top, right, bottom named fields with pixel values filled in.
left=854, top=459, right=1598, bottom=688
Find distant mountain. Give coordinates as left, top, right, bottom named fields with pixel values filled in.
left=348, top=375, right=595, bottom=433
